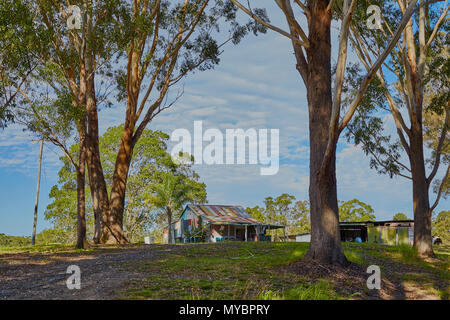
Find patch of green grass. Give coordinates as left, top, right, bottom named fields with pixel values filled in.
left=434, top=245, right=450, bottom=260
left=0, top=243, right=76, bottom=254
left=437, top=289, right=449, bottom=300
left=122, top=242, right=312, bottom=300
left=343, top=250, right=364, bottom=265
left=121, top=242, right=450, bottom=300
left=260, top=281, right=340, bottom=300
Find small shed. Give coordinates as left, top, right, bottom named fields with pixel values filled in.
left=366, top=220, right=414, bottom=245
left=341, top=220, right=414, bottom=245
left=290, top=220, right=415, bottom=246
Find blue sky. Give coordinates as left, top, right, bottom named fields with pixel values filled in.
left=0, top=4, right=448, bottom=236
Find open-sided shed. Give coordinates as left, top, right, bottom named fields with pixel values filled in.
left=340, top=220, right=414, bottom=245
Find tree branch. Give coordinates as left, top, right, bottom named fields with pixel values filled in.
left=321, top=0, right=358, bottom=175
left=426, top=0, right=449, bottom=48
left=427, top=105, right=449, bottom=185
left=429, top=164, right=449, bottom=213
left=339, top=0, right=419, bottom=133
left=229, top=0, right=309, bottom=47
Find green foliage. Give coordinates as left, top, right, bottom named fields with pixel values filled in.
left=245, top=206, right=265, bottom=223
left=0, top=0, right=52, bottom=128
left=0, top=229, right=64, bottom=247
left=111, top=0, right=268, bottom=103
left=432, top=211, right=450, bottom=244
left=44, top=143, right=94, bottom=243
left=344, top=1, right=449, bottom=185
left=45, top=125, right=206, bottom=243
left=34, top=228, right=67, bottom=245
left=148, top=170, right=207, bottom=239
left=343, top=63, right=405, bottom=179
left=0, top=234, right=31, bottom=247
left=246, top=194, right=310, bottom=238
left=393, top=212, right=409, bottom=221
left=338, top=199, right=376, bottom=222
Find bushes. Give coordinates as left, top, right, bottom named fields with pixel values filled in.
left=0, top=233, right=30, bottom=247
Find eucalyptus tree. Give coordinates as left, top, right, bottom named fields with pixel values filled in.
left=393, top=213, right=409, bottom=221
left=1, top=0, right=121, bottom=248
left=345, top=0, right=449, bottom=257
left=84, top=0, right=266, bottom=244
left=46, top=125, right=205, bottom=243
left=2, top=0, right=264, bottom=245
left=229, top=0, right=418, bottom=264
left=0, top=0, right=42, bottom=128
left=0, top=0, right=90, bottom=247
left=432, top=210, right=449, bottom=244
left=338, top=199, right=376, bottom=222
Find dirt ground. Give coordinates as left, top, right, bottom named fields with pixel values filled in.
left=0, top=245, right=184, bottom=300
left=0, top=243, right=448, bottom=300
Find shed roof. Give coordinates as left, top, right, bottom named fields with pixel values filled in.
left=339, top=220, right=414, bottom=227
left=184, top=204, right=281, bottom=227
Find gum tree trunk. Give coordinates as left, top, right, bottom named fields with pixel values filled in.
left=404, top=1, right=434, bottom=258
left=410, top=127, right=434, bottom=257
left=303, top=0, right=348, bottom=265
left=106, top=122, right=134, bottom=244
left=75, top=61, right=88, bottom=250
left=85, top=85, right=112, bottom=244
left=31, top=139, right=44, bottom=245
left=76, top=132, right=88, bottom=249
left=82, top=17, right=115, bottom=244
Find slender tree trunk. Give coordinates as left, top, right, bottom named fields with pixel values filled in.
left=75, top=57, right=88, bottom=250
left=85, top=84, right=112, bottom=244
left=410, top=127, right=434, bottom=257
left=86, top=155, right=102, bottom=243
left=31, top=139, right=44, bottom=245
left=303, top=0, right=348, bottom=265
left=167, top=207, right=173, bottom=244
left=106, top=123, right=134, bottom=244
left=76, top=132, right=88, bottom=249
left=82, top=24, right=114, bottom=244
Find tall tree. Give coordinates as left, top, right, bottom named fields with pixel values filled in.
left=345, top=0, right=449, bottom=257
left=84, top=0, right=265, bottom=244
left=4, top=0, right=124, bottom=247
left=0, top=0, right=40, bottom=128
left=393, top=213, right=409, bottom=221
left=32, top=139, right=44, bottom=245
left=338, top=199, right=376, bottom=222
left=247, top=194, right=310, bottom=239
left=230, top=0, right=418, bottom=264
left=432, top=210, right=449, bottom=244
left=45, top=145, right=95, bottom=244
left=0, top=0, right=93, bottom=249
left=45, top=125, right=200, bottom=243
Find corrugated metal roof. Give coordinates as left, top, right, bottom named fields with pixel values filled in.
left=185, top=204, right=264, bottom=225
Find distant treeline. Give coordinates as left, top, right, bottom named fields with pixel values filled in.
left=0, top=233, right=31, bottom=247
left=0, top=229, right=64, bottom=247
